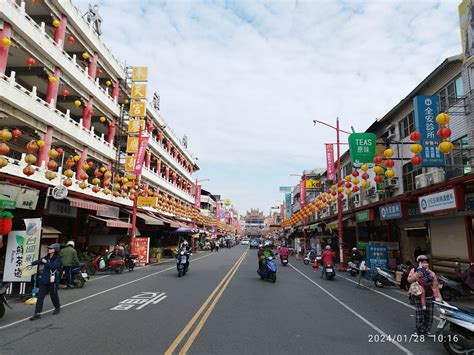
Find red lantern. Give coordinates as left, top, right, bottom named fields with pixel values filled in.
left=385, top=159, right=395, bottom=168
left=97, top=68, right=103, bottom=76
left=345, top=182, right=352, bottom=188
left=62, top=89, right=69, bottom=99
left=353, top=186, right=360, bottom=192
left=352, top=170, right=359, bottom=177
left=437, top=127, right=452, bottom=140
left=26, top=57, right=36, bottom=69
left=373, top=156, right=383, bottom=165
left=87, top=161, right=94, bottom=167
left=337, top=180, right=344, bottom=187
left=362, top=173, right=369, bottom=180
left=374, top=175, right=384, bottom=183
left=11, top=129, right=22, bottom=141
left=0, top=213, right=13, bottom=235
left=55, top=147, right=64, bottom=155
left=409, top=131, right=422, bottom=142
left=67, top=36, right=75, bottom=43
left=411, top=155, right=423, bottom=165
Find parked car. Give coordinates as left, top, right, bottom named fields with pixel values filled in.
left=241, top=238, right=250, bottom=245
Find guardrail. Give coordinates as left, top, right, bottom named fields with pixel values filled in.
left=141, top=166, right=194, bottom=204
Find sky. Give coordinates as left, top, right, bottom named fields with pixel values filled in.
left=75, top=0, right=461, bottom=216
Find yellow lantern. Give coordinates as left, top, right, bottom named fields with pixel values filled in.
left=361, top=181, right=369, bottom=189
left=345, top=189, right=352, bottom=196
left=99, top=116, right=106, bottom=123
left=337, top=186, right=344, bottom=193
left=48, top=76, right=57, bottom=84
left=361, top=164, right=368, bottom=172
left=410, top=143, right=423, bottom=154
left=73, top=155, right=81, bottom=162
left=36, top=139, right=45, bottom=148
left=1, top=37, right=12, bottom=47
left=25, top=154, right=37, bottom=165
left=383, top=148, right=394, bottom=158
left=385, top=169, right=395, bottom=178
left=373, top=166, right=383, bottom=175
left=74, top=100, right=82, bottom=107
left=105, top=80, right=112, bottom=87
left=438, top=141, right=454, bottom=154
left=345, top=175, right=351, bottom=182
left=331, top=184, right=337, bottom=190
left=436, top=113, right=450, bottom=125
left=82, top=52, right=90, bottom=60
left=124, top=99, right=129, bottom=104
left=52, top=19, right=60, bottom=28
left=352, top=178, right=360, bottom=185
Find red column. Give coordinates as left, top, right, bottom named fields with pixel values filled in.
left=38, top=127, right=53, bottom=167
left=76, top=148, right=88, bottom=180
left=53, top=15, right=68, bottom=48
left=82, top=97, right=93, bottom=129
left=165, top=166, right=169, bottom=180
left=88, top=53, right=98, bottom=80
left=107, top=118, right=116, bottom=143
left=112, top=81, right=120, bottom=100
left=0, top=22, right=12, bottom=74
left=45, top=67, right=61, bottom=106
left=145, top=151, right=151, bottom=168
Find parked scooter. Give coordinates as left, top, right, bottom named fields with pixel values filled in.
left=59, top=263, right=89, bottom=288
left=373, top=267, right=400, bottom=288
left=303, top=249, right=317, bottom=265
left=347, top=261, right=360, bottom=277
left=90, top=252, right=125, bottom=275
left=434, top=300, right=474, bottom=355
left=257, top=256, right=277, bottom=283
left=176, top=250, right=190, bottom=277
left=0, top=283, right=11, bottom=319
left=438, top=274, right=474, bottom=301
left=124, top=254, right=138, bottom=271
left=323, top=263, right=336, bottom=280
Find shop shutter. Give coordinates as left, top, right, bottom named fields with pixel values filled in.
left=430, top=217, right=468, bottom=260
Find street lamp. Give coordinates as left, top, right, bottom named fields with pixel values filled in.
left=193, top=178, right=210, bottom=252
left=313, top=118, right=350, bottom=270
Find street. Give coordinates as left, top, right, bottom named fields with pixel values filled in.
left=0, top=246, right=448, bottom=355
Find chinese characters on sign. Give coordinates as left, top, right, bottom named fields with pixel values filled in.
left=195, top=184, right=202, bottom=209
left=137, top=197, right=158, bottom=207
left=413, top=96, right=444, bottom=167
left=348, top=133, right=377, bottom=166
left=21, top=218, right=42, bottom=277
left=326, top=144, right=335, bottom=181
left=110, top=291, right=167, bottom=311
left=133, top=135, right=150, bottom=175
left=419, top=188, right=457, bottom=214
left=134, top=237, right=150, bottom=266
left=3, top=231, right=30, bottom=282
left=379, top=202, right=403, bottom=220
left=299, top=180, right=306, bottom=206
left=366, top=243, right=388, bottom=277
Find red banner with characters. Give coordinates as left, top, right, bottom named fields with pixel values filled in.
left=326, top=144, right=335, bottom=181
left=134, top=237, right=150, bottom=266
left=194, top=184, right=202, bottom=209
left=133, top=135, right=150, bottom=174
left=300, top=179, right=306, bottom=206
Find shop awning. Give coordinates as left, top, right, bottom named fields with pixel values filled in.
left=90, top=215, right=132, bottom=229
left=136, top=211, right=164, bottom=226
left=68, top=197, right=108, bottom=212
left=325, top=216, right=352, bottom=232
left=42, top=226, right=62, bottom=239
left=308, top=222, right=323, bottom=231
left=154, top=214, right=181, bottom=228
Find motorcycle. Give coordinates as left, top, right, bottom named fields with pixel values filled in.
left=59, top=263, right=89, bottom=288
left=303, top=250, right=317, bottom=265
left=434, top=300, right=474, bottom=355
left=89, top=252, right=125, bottom=275
left=373, top=267, right=400, bottom=288
left=280, top=254, right=289, bottom=266
left=347, top=261, right=360, bottom=277
left=176, top=250, right=190, bottom=277
left=0, top=283, right=11, bottom=319
left=124, top=254, right=138, bottom=271
left=438, top=274, right=474, bottom=301
left=323, top=263, right=336, bottom=280
left=257, top=256, right=277, bottom=283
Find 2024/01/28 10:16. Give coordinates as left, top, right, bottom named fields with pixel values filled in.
left=368, top=334, right=459, bottom=343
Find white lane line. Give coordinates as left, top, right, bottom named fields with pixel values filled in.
left=0, top=253, right=214, bottom=330
left=87, top=275, right=110, bottom=282
left=290, top=264, right=413, bottom=355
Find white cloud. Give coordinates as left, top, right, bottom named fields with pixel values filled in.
left=75, top=0, right=461, bottom=214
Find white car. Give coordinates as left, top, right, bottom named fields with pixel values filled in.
left=241, top=238, right=250, bottom=245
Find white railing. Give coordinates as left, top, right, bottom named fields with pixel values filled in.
left=148, top=137, right=194, bottom=183
left=0, top=73, right=116, bottom=161
left=141, top=166, right=194, bottom=204
left=2, top=1, right=120, bottom=116
left=56, top=0, right=126, bottom=79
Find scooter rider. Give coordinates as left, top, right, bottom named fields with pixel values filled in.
left=258, top=241, right=274, bottom=271
left=177, top=241, right=190, bottom=270
left=351, top=247, right=363, bottom=265
left=321, top=245, right=335, bottom=279
left=60, top=241, right=80, bottom=289
left=279, top=244, right=289, bottom=262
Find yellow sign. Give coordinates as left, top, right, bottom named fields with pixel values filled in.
left=126, top=137, right=139, bottom=153
left=223, top=199, right=231, bottom=206
left=137, top=196, right=158, bottom=207
left=132, top=67, right=148, bottom=81
left=125, top=155, right=136, bottom=171
left=129, top=100, right=146, bottom=117
left=131, top=83, right=147, bottom=99
left=306, top=179, right=321, bottom=189
left=128, top=119, right=146, bottom=134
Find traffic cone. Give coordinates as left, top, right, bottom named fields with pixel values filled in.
left=313, top=259, right=319, bottom=269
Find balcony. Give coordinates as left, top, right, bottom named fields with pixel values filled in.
left=148, top=137, right=194, bottom=183
left=1, top=1, right=121, bottom=116
left=0, top=73, right=116, bottom=161
left=141, top=166, right=194, bottom=204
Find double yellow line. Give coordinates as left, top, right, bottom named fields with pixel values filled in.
left=165, top=250, right=248, bottom=355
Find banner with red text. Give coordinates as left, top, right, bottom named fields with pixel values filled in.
left=326, top=144, right=335, bottom=181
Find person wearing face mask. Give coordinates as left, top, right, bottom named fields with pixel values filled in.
left=407, top=255, right=442, bottom=335
left=21, top=243, right=62, bottom=321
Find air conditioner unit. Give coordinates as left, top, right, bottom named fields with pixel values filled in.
left=351, top=193, right=361, bottom=207
left=415, top=173, right=428, bottom=189
left=331, top=204, right=337, bottom=213
left=432, top=169, right=446, bottom=184
left=385, top=177, right=399, bottom=189
left=342, top=199, right=349, bottom=211
left=366, top=187, right=376, bottom=198
left=387, top=124, right=396, bottom=140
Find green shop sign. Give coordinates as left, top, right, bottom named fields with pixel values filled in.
left=0, top=195, right=16, bottom=209
left=356, top=209, right=373, bottom=223
left=348, top=133, right=377, bottom=166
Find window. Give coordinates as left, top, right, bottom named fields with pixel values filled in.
left=398, top=112, right=415, bottom=139
left=402, top=163, right=422, bottom=192
left=438, top=75, right=464, bottom=112
left=447, top=135, right=471, bottom=176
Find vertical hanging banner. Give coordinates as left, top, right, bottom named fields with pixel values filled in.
left=285, top=193, right=292, bottom=217
left=299, top=179, right=306, bottom=206
left=133, top=135, right=150, bottom=174
left=413, top=96, right=445, bottom=167
left=21, top=218, right=42, bottom=277
left=280, top=203, right=284, bottom=222
left=194, top=184, right=202, bottom=209
left=326, top=144, right=335, bottom=181
left=3, top=231, right=29, bottom=282
left=215, top=200, right=221, bottom=219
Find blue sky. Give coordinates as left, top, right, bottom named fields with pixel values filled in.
left=75, top=0, right=461, bottom=216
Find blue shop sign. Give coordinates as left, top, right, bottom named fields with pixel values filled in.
left=366, top=243, right=388, bottom=277
left=408, top=204, right=420, bottom=217
left=413, top=96, right=445, bottom=167
left=379, top=202, right=402, bottom=220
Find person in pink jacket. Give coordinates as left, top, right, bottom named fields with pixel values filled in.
left=407, top=255, right=442, bottom=335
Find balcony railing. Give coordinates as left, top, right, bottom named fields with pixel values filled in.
left=141, top=166, right=194, bottom=204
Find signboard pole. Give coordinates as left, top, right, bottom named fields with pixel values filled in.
left=130, top=126, right=142, bottom=255
left=336, top=118, right=345, bottom=270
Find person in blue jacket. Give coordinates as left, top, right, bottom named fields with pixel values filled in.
left=21, top=243, right=62, bottom=320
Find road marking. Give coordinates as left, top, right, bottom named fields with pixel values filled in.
left=0, top=252, right=214, bottom=330
left=179, top=251, right=247, bottom=354
left=87, top=275, right=110, bottom=282
left=165, top=250, right=248, bottom=355
left=110, top=291, right=168, bottom=311
left=290, top=264, right=413, bottom=355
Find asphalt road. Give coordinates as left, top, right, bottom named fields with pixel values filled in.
left=0, top=245, right=452, bottom=355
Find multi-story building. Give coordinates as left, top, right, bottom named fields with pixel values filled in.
left=0, top=1, right=205, bottom=260
left=244, top=208, right=265, bottom=236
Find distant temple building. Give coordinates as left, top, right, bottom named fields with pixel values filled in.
left=244, top=209, right=265, bottom=236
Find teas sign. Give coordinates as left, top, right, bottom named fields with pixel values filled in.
left=348, top=133, right=377, bottom=166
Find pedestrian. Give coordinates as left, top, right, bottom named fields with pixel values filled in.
left=407, top=255, right=442, bottom=335
left=60, top=240, right=80, bottom=288
left=210, top=240, right=215, bottom=252
left=215, top=241, right=219, bottom=252
left=21, top=243, right=62, bottom=320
